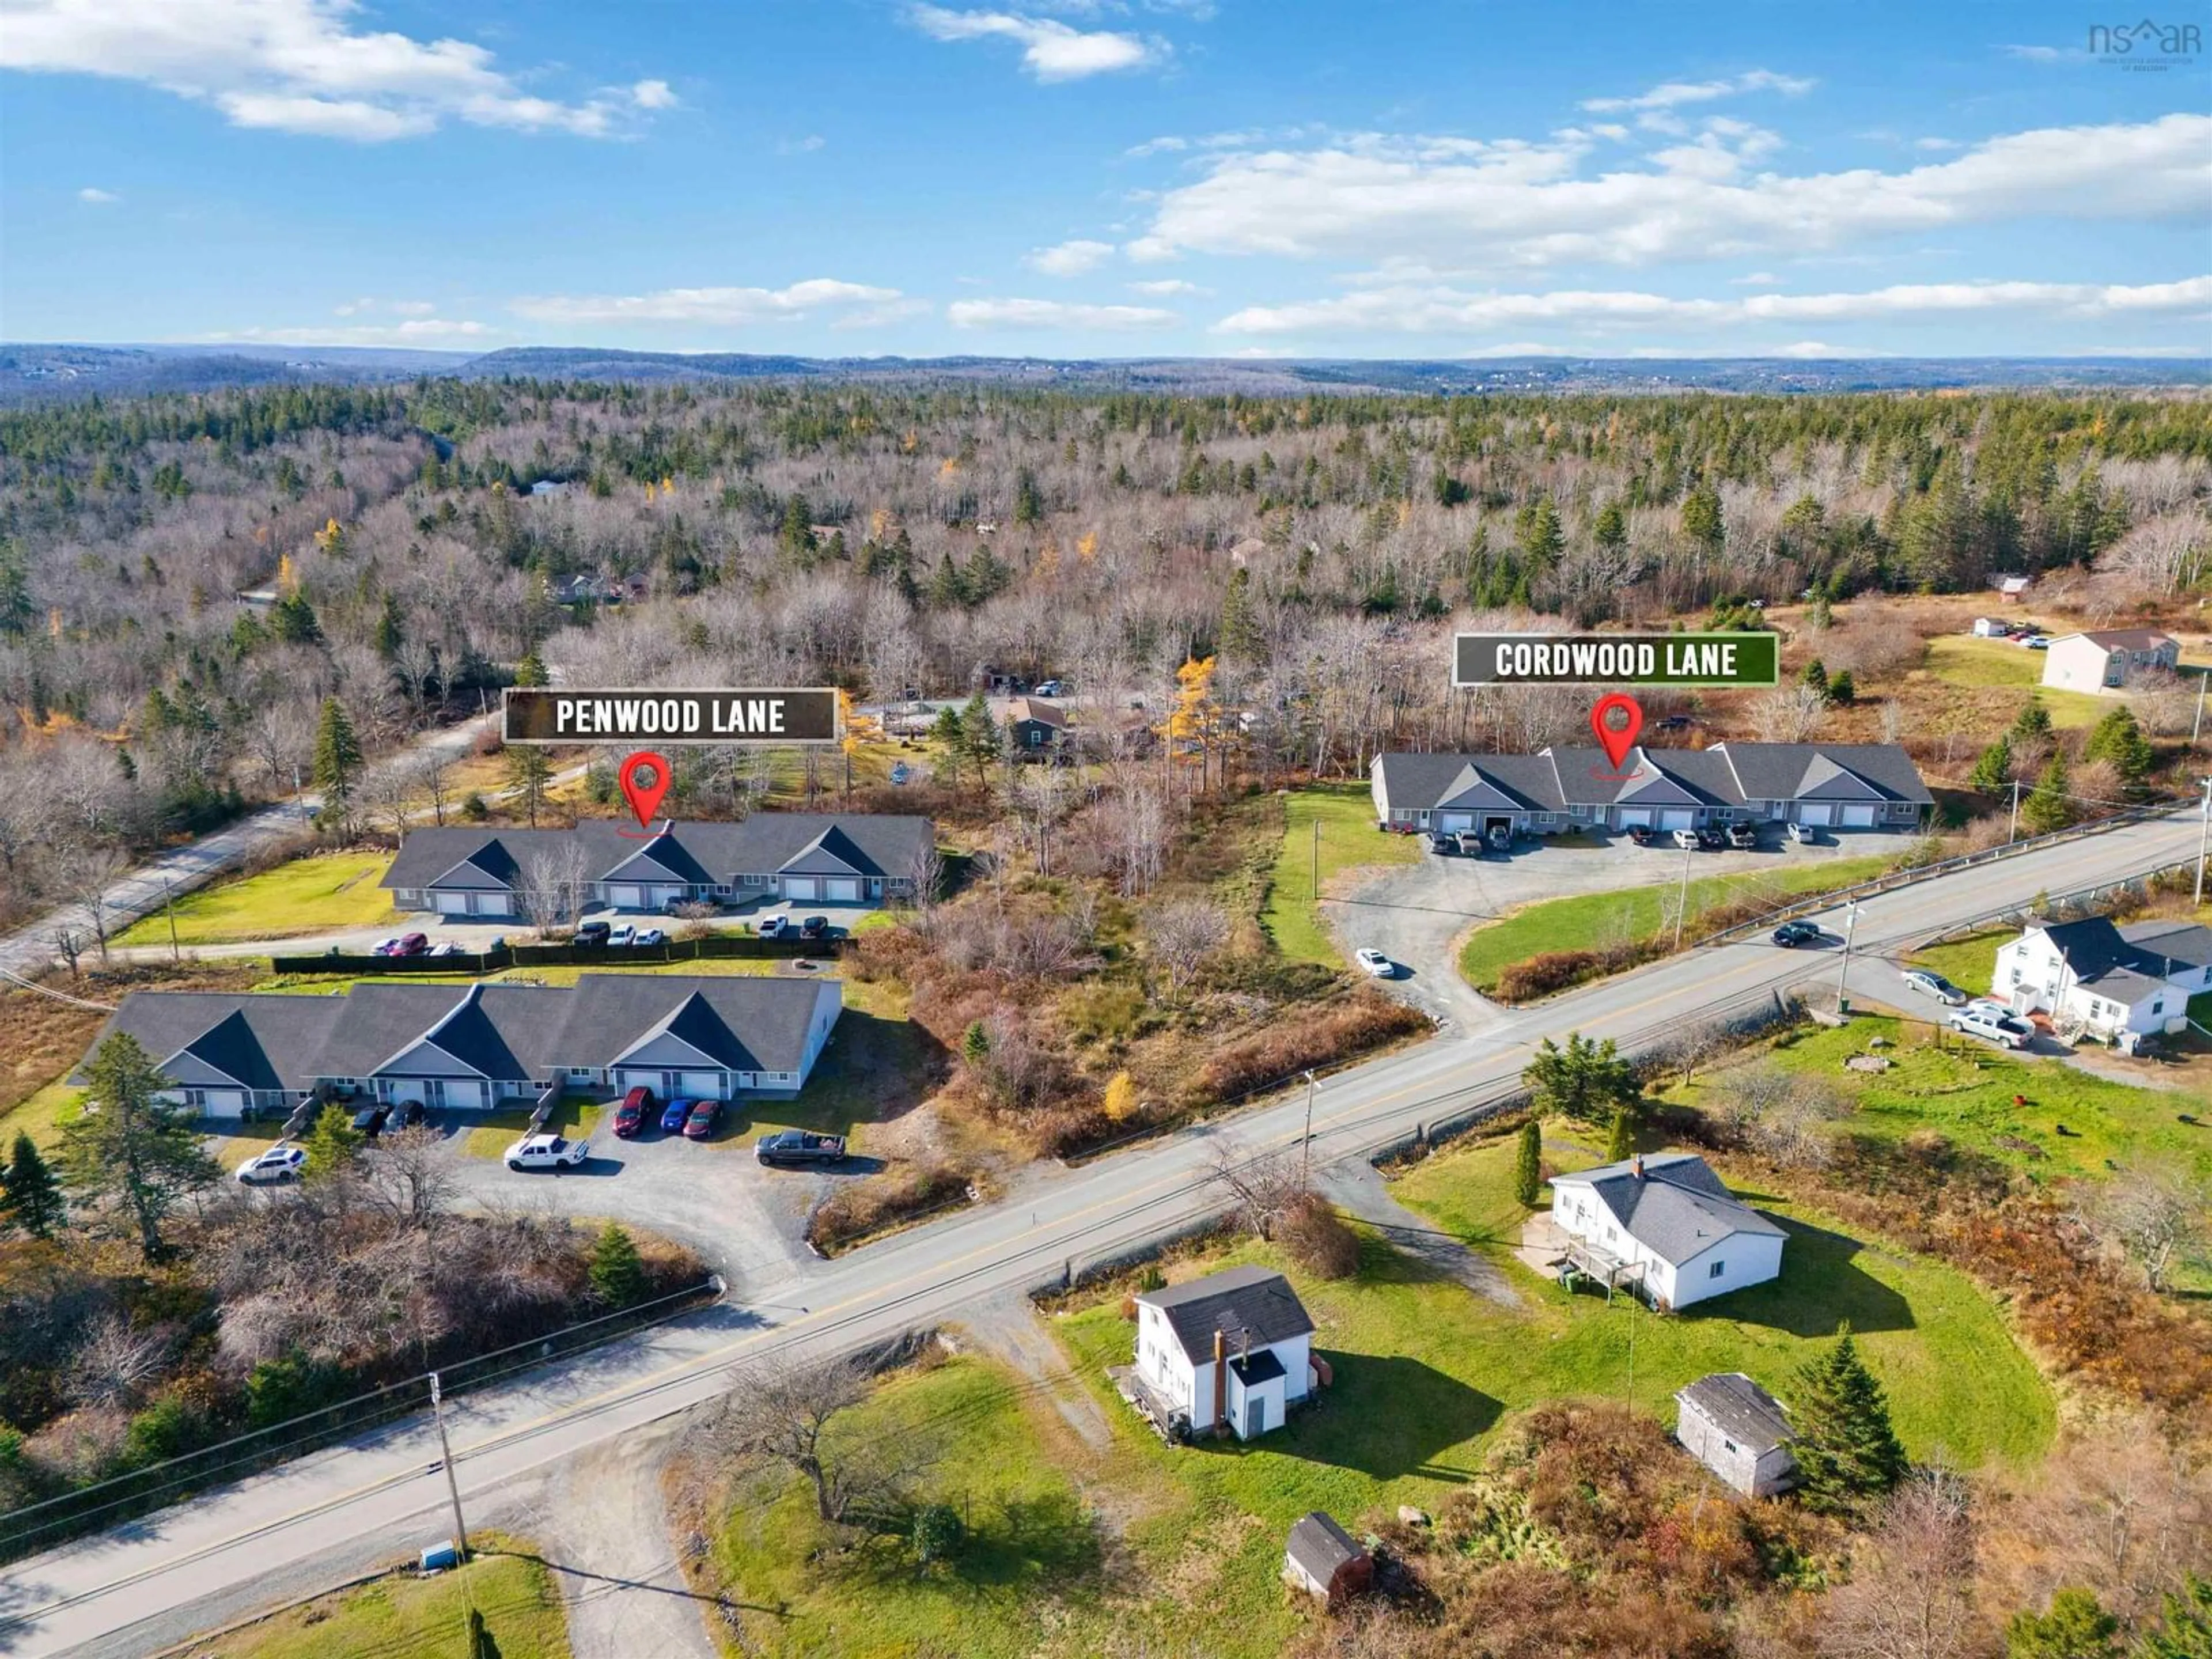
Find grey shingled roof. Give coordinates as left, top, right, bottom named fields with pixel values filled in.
left=1554, top=1152, right=1783, bottom=1267
left=559, top=974, right=828, bottom=1073
left=75, top=992, right=347, bottom=1093
left=1135, top=1264, right=1315, bottom=1366
left=2119, top=919, right=2212, bottom=971
left=1285, top=1513, right=1365, bottom=1579
left=2036, top=916, right=2212, bottom=1002
left=1676, top=1373, right=1793, bottom=1452
left=1374, top=743, right=1929, bottom=815
left=383, top=814, right=934, bottom=893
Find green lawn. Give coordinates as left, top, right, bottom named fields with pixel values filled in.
left=1909, top=927, right=2006, bottom=997
left=460, top=1099, right=605, bottom=1160
left=1922, top=638, right=2111, bottom=729
left=1651, top=1014, right=2212, bottom=1191
left=0, top=1078, right=84, bottom=1152
left=1260, top=785, right=1420, bottom=965
left=113, top=851, right=397, bottom=948
left=711, top=1130, right=2055, bottom=1659
left=205, top=1546, right=567, bottom=1659
left=1457, top=854, right=1897, bottom=994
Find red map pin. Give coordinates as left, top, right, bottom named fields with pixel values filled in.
left=1590, top=693, right=1643, bottom=773
left=617, top=751, right=672, bottom=831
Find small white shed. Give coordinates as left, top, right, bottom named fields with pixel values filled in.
left=1675, top=1372, right=1798, bottom=1497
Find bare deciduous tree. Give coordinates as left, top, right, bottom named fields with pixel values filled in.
left=2094, top=1166, right=2211, bottom=1294
left=519, top=841, right=590, bottom=937
left=362, top=1124, right=457, bottom=1227
left=69, top=1313, right=175, bottom=1409
left=1145, top=897, right=1229, bottom=1002
left=412, top=747, right=456, bottom=827
left=52, top=843, right=128, bottom=963
left=1205, top=1136, right=1308, bottom=1241
left=1751, top=682, right=1831, bottom=744
left=1817, top=1472, right=1980, bottom=1659
left=713, top=1354, right=905, bottom=1524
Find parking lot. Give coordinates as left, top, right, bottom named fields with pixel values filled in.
left=1330, top=827, right=1903, bottom=1031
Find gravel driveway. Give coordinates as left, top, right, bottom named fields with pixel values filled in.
left=1326, top=831, right=1896, bottom=1033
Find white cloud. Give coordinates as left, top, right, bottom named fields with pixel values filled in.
left=1129, top=278, right=1209, bottom=295
left=199, top=317, right=492, bottom=345
left=1213, top=275, right=2212, bottom=336
left=335, top=297, right=436, bottom=317
left=1025, top=238, right=1116, bottom=276
left=510, top=279, right=906, bottom=326
left=908, top=6, right=1159, bottom=79
left=947, top=297, right=1177, bottom=329
left=776, top=134, right=826, bottom=154
left=1914, top=136, right=1961, bottom=151
left=1138, top=113, right=2212, bottom=271
left=2002, top=43, right=2086, bottom=62
left=0, top=0, right=664, bottom=141
left=1581, top=68, right=1816, bottom=114
left=77, top=185, right=118, bottom=203
left=1730, top=271, right=1780, bottom=286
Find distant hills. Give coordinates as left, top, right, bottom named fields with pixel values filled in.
left=3, top=340, right=2206, bottom=404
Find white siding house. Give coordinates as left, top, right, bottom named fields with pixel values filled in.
left=2041, top=629, right=2180, bottom=694
left=1549, top=1153, right=1785, bottom=1311
left=1126, top=1266, right=1315, bottom=1441
left=1991, top=917, right=2212, bottom=1046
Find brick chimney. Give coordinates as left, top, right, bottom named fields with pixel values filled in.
left=1213, top=1330, right=1228, bottom=1434
left=1631, top=1154, right=1645, bottom=1180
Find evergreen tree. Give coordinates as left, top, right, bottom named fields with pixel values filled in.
left=312, top=696, right=362, bottom=820
left=2084, top=704, right=2152, bottom=784
left=2136, top=1573, right=2212, bottom=1659
left=371, top=594, right=403, bottom=658
left=270, top=591, right=322, bottom=645
left=1969, top=734, right=2014, bottom=793
left=2007, top=1589, right=2120, bottom=1659
left=1521, top=1032, right=1637, bottom=1124
left=588, top=1222, right=648, bottom=1305
left=929, top=703, right=966, bottom=767
left=0, top=539, right=33, bottom=637
left=1013, top=467, right=1044, bottom=526
left=57, top=1034, right=218, bottom=1262
left=1218, top=567, right=1262, bottom=664
left=1681, top=482, right=1725, bottom=553
left=1827, top=669, right=1855, bottom=706
left=1513, top=1118, right=1542, bottom=1208
left=505, top=744, right=554, bottom=827
left=1605, top=1106, right=1636, bottom=1162
left=513, top=648, right=548, bottom=688
left=1805, top=589, right=1834, bottom=631
left=2021, top=752, right=2074, bottom=835
left=961, top=1020, right=991, bottom=1069
left=1592, top=500, right=1627, bottom=551
left=1800, top=659, right=1829, bottom=698
left=959, top=691, right=999, bottom=783
left=299, top=1104, right=364, bottom=1184
left=1789, top=1325, right=1908, bottom=1512
left=1514, top=495, right=1565, bottom=566
left=2, top=1131, right=65, bottom=1238
left=2012, top=698, right=2052, bottom=741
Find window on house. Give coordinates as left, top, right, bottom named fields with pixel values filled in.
left=1722, top=1438, right=1738, bottom=1454
left=1709, top=1260, right=1726, bottom=1279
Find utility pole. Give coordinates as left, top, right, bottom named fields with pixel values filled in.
left=161, top=875, right=180, bottom=962
left=2195, top=778, right=2212, bottom=908
left=1672, top=834, right=1695, bottom=950
left=428, top=1371, right=469, bottom=1560
left=2009, top=778, right=2022, bottom=843
left=1310, top=817, right=1320, bottom=907
left=1301, top=1070, right=1317, bottom=1187
left=2195, top=673, right=2207, bottom=748
left=1835, top=902, right=1861, bottom=1016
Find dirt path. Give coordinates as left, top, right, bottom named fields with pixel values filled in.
left=1320, top=1159, right=1522, bottom=1307
left=528, top=1420, right=723, bottom=1659
left=957, top=1293, right=1115, bottom=1452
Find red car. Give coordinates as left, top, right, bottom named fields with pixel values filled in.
left=682, top=1099, right=722, bottom=1141
left=611, top=1085, right=654, bottom=1138
left=394, top=931, right=430, bottom=957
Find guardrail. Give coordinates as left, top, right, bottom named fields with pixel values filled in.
left=1911, top=857, right=2197, bottom=950
left=1694, top=798, right=2194, bottom=947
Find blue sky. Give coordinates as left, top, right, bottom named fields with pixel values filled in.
left=3, top=0, right=2207, bottom=358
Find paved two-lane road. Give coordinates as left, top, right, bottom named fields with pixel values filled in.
left=5, top=807, right=2200, bottom=1658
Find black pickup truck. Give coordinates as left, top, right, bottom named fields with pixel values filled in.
left=755, top=1129, right=850, bottom=1168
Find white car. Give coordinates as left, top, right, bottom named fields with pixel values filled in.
left=429, top=940, right=467, bottom=957
left=634, top=927, right=667, bottom=946
left=505, top=1132, right=590, bottom=1171
left=1785, top=821, right=1816, bottom=845
left=1901, top=968, right=1968, bottom=1007
left=757, top=915, right=789, bottom=938
left=607, top=924, right=637, bottom=947
left=1672, top=828, right=1701, bottom=850
left=235, top=1145, right=306, bottom=1184
left=1354, top=948, right=1395, bottom=978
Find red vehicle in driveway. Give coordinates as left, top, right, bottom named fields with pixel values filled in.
left=612, top=1085, right=654, bottom=1138
left=393, top=931, right=430, bottom=957
left=682, top=1099, right=722, bottom=1141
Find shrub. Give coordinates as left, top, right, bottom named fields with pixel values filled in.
left=1493, top=950, right=1607, bottom=1002
left=1279, top=1193, right=1361, bottom=1279
left=1192, top=994, right=1427, bottom=1105
left=807, top=1158, right=977, bottom=1254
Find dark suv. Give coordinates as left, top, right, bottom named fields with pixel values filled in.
left=574, top=920, right=611, bottom=946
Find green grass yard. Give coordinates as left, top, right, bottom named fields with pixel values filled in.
left=1909, top=927, right=2006, bottom=998
left=1260, top=784, right=1420, bottom=966
left=1921, top=637, right=2111, bottom=729
left=202, top=1546, right=567, bottom=1659
left=113, top=851, right=396, bottom=948
left=0, top=1078, right=84, bottom=1152
left=1651, top=1013, right=2212, bottom=1191
left=1457, top=854, right=1896, bottom=994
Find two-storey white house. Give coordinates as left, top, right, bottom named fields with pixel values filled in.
left=2040, top=628, right=2179, bottom=695
left=1124, top=1265, right=1315, bottom=1441
left=1549, top=1153, right=1785, bottom=1311
left=1992, top=916, right=2212, bottom=1045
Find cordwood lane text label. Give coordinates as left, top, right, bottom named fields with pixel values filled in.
left=1453, top=631, right=1781, bottom=687
left=503, top=688, right=840, bottom=745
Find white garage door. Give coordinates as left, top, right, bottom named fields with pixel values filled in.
left=442, top=1079, right=487, bottom=1109
left=649, top=885, right=687, bottom=910
left=1617, top=808, right=1652, bottom=828
left=199, top=1089, right=247, bottom=1118
left=679, top=1070, right=725, bottom=1100
left=1436, top=812, right=1472, bottom=832
left=609, top=884, right=645, bottom=910
left=825, top=877, right=862, bottom=902
left=475, top=892, right=514, bottom=916
left=433, top=892, right=471, bottom=915
left=1841, top=804, right=1878, bottom=827
left=1796, top=804, right=1836, bottom=827
left=1657, top=809, right=1695, bottom=832
left=785, top=876, right=820, bottom=901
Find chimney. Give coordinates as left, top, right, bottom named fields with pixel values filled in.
left=1631, top=1154, right=1645, bottom=1180
left=1213, top=1329, right=1227, bottom=1434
